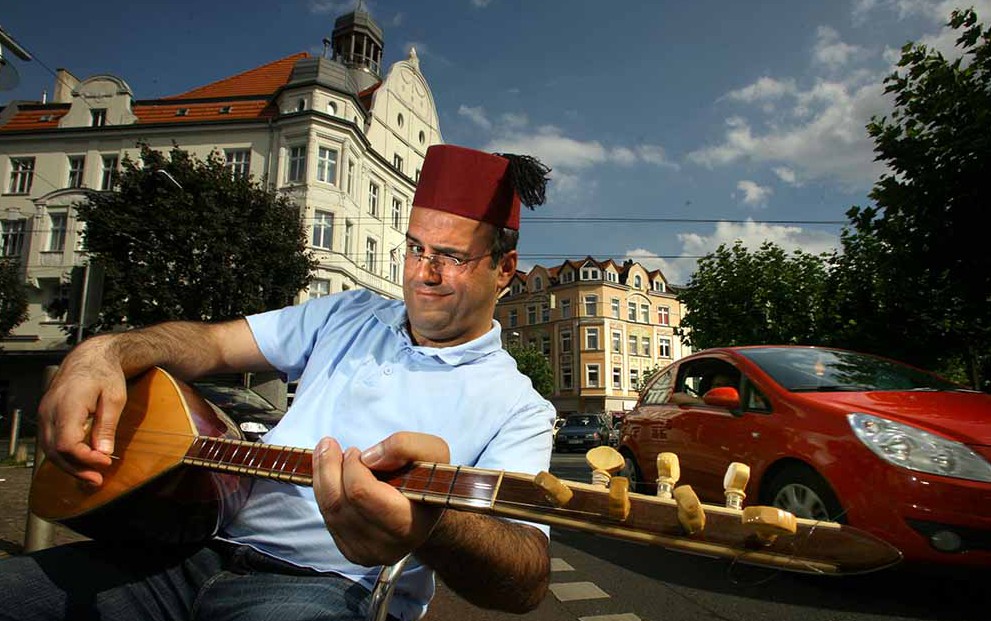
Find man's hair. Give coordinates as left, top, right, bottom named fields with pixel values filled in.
left=489, top=226, right=519, bottom=265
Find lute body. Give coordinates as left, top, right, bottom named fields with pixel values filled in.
left=30, top=367, right=902, bottom=575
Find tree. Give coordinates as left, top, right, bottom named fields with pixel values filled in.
left=676, top=240, right=831, bottom=350
left=505, top=344, right=554, bottom=396
left=0, top=258, right=29, bottom=340
left=842, top=9, right=991, bottom=387
left=74, top=143, right=316, bottom=333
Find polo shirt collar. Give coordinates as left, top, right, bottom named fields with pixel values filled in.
left=373, top=303, right=503, bottom=366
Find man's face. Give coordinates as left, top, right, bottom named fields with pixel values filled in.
left=403, top=206, right=517, bottom=348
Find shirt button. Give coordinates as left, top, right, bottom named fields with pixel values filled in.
left=383, top=366, right=393, bottom=375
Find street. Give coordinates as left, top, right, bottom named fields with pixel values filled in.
left=1, top=450, right=987, bottom=621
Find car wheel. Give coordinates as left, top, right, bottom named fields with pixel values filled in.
left=763, top=465, right=845, bottom=523
left=620, top=455, right=645, bottom=494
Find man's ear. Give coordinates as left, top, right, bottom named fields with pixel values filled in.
left=496, top=250, right=518, bottom=289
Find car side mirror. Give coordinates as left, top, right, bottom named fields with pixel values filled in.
left=703, top=386, right=740, bottom=409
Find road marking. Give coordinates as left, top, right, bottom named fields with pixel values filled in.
left=579, top=615, right=641, bottom=621
left=550, top=557, right=574, bottom=571
left=548, top=581, right=610, bottom=601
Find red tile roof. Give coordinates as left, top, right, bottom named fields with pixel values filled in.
left=0, top=106, right=68, bottom=132
left=170, top=53, right=309, bottom=99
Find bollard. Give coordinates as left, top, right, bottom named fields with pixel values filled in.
left=7, top=408, right=21, bottom=458
left=24, top=365, right=59, bottom=553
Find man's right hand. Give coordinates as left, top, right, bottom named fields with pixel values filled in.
left=37, top=335, right=127, bottom=486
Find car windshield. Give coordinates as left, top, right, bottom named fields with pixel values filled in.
left=738, top=347, right=963, bottom=392
left=194, top=383, right=282, bottom=411
left=564, top=415, right=599, bottom=427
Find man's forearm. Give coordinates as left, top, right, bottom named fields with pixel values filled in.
left=415, top=510, right=549, bottom=613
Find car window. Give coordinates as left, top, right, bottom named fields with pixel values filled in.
left=670, top=359, right=741, bottom=404
left=641, top=369, right=673, bottom=405
left=742, top=379, right=772, bottom=412
left=194, top=382, right=282, bottom=411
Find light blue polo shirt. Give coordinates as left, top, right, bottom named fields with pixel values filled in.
left=222, top=289, right=555, bottom=620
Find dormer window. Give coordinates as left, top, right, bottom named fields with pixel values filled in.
left=634, top=275, right=642, bottom=289
left=39, top=114, right=56, bottom=122
left=533, top=276, right=543, bottom=291
left=219, top=106, right=232, bottom=114
left=581, top=267, right=600, bottom=280
left=561, top=271, right=574, bottom=284
left=176, top=108, right=189, bottom=117
left=91, top=108, right=107, bottom=127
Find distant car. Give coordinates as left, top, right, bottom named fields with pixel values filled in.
left=555, top=413, right=610, bottom=452
left=618, top=345, right=991, bottom=567
left=192, top=381, right=286, bottom=442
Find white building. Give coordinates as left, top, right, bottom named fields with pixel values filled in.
left=0, top=7, right=442, bottom=414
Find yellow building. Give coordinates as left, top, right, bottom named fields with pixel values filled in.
left=0, top=6, right=441, bottom=414
left=496, top=256, right=689, bottom=416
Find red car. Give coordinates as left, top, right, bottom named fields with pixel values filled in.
left=618, top=345, right=991, bottom=566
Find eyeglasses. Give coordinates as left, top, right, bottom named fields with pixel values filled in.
left=402, top=243, right=492, bottom=274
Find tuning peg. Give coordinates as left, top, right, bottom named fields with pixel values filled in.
left=534, top=471, right=574, bottom=507
left=741, top=506, right=797, bottom=545
left=608, top=476, right=631, bottom=520
left=586, top=446, right=625, bottom=488
left=672, top=485, right=706, bottom=534
left=656, top=452, right=680, bottom=499
left=723, top=462, right=750, bottom=510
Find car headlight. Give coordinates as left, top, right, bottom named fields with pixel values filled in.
left=239, top=421, right=270, bottom=434
left=848, top=413, right=991, bottom=482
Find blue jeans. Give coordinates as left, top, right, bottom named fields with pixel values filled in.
left=0, top=541, right=376, bottom=621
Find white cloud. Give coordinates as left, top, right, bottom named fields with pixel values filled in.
left=813, top=26, right=864, bottom=71
left=736, top=180, right=773, bottom=207
left=773, top=166, right=799, bottom=185
left=624, top=249, right=683, bottom=285
left=725, top=76, right=796, bottom=103
left=471, top=0, right=493, bottom=7
left=485, top=125, right=675, bottom=171
left=644, top=221, right=840, bottom=284
left=458, top=105, right=492, bottom=130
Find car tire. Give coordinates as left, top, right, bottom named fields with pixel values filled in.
left=620, top=454, right=645, bottom=494
left=763, top=465, right=845, bottom=523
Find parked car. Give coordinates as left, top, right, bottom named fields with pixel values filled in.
left=617, top=345, right=991, bottom=566
left=555, top=413, right=610, bottom=452
left=192, top=381, right=286, bottom=442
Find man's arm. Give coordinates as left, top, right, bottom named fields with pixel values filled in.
left=417, top=512, right=550, bottom=613
left=38, top=319, right=272, bottom=485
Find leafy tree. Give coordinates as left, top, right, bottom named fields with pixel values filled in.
left=0, top=258, right=29, bottom=340
left=74, top=143, right=316, bottom=333
left=636, top=363, right=664, bottom=392
left=506, top=344, right=554, bottom=396
left=676, top=240, right=831, bottom=350
left=841, top=8, right=991, bottom=387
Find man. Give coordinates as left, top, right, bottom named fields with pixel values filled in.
left=0, top=145, right=556, bottom=621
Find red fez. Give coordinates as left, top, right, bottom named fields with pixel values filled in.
left=413, top=145, right=521, bottom=229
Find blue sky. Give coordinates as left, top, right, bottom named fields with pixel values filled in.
left=2, top=0, right=986, bottom=283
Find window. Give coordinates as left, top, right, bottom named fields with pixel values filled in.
left=397, top=113, right=404, bottom=127
left=391, top=197, right=403, bottom=229
left=561, top=330, right=572, bottom=353
left=344, top=220, right=354, bottom=256
left=561, top=271, right=574, bottom=284
left=640, top=303, right=649, bottom=324
left=612, top=331, right=622, bottom=353
left=541, top=335, right=550, bottom=356
left=606, top=271, right=618, bottom=282
left=415, top=168, right=421, bottom=183
left=392, top=153, right=403, bottom=173
left=368, top=181, right=380, bottom=217
left=389, top=254, right=400, bottom=283
left=365, top=237, right=377, bottom=271
left=527, top=305, right=537, bottom=325
left=613, top=367, right=622, bottom=388
left=634, top=274, right=643, bottom=289
left=585, top=327, right=599, bottom=350
left=611, top=298, right=620, bottom=318
left=219, top=106, right=233, bottom=114
left=629, top=335, right=638, bottom=356
left=347, top=160, right=355, bottom=196
left=327, top=101, right=338, bottom=115
left=91, top=108, right=107, bottom=127
left=658, top=306, right=671, bottom=326
left=510, top=282, right=523, bottom=295
left=8, top=157, right=35, bottom=194
left=581, top=267, right=600, bottom=280
left=560, top=299, right=571, bottom=319
left=658, top=336, right=672, bottom=358
left=317, top=147, right=338, bottom=184
left=630, top=368, right=640, bottom=389
left=296, top=98, right=306, bottom=112
left=41, top=278, right=69, bottom=322
left=100, top=155, right=119, bottom=190
left=508, top=309, right=518, bottom=327
left=48, top=213, right=67, bottom=252
left=534, top=276, right=543, bottom=291
left=541, top=304, right=550, bottom=323
left=586, top=365, right=600, bottom=388
left=653, top=280, right=667, bottom=293
left=312, top=210, right=333, bottom=250
left=67, top=156, right=85, bottom=188
left=288, top=145, right=307, bottom=183
left=418, top=130, right=425, bottom=144
left=628, top=301, right=637, bottom=321
left=642, top=337, right=650, bottom=357
left=584, top=295, right=597, bottom=316
left=225, top=149, right=250, bottom=179
left=1, top=219, right=26, bottom=257
left=561, top=364, right=573, bottom=389
left=310, top=279, right=330, bottom=299
left=175, top=108, right=189, bottom=117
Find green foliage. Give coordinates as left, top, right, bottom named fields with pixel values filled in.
left=636, top=363, right=664, bottom=392
left=505, top=344, right=554, bottom=396
left=841, top=8, right=991, bottom=387
left=74, top=143, right=317, bottom=332
left=676, top=240, right=832, bottom=351
left=0, top=257, right=29, bottom=339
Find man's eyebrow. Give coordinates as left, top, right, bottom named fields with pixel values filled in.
left=404, top=233, right=466, bottom=257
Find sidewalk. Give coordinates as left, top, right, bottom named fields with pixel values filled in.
left=0, top=445, right=571, bottom=621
